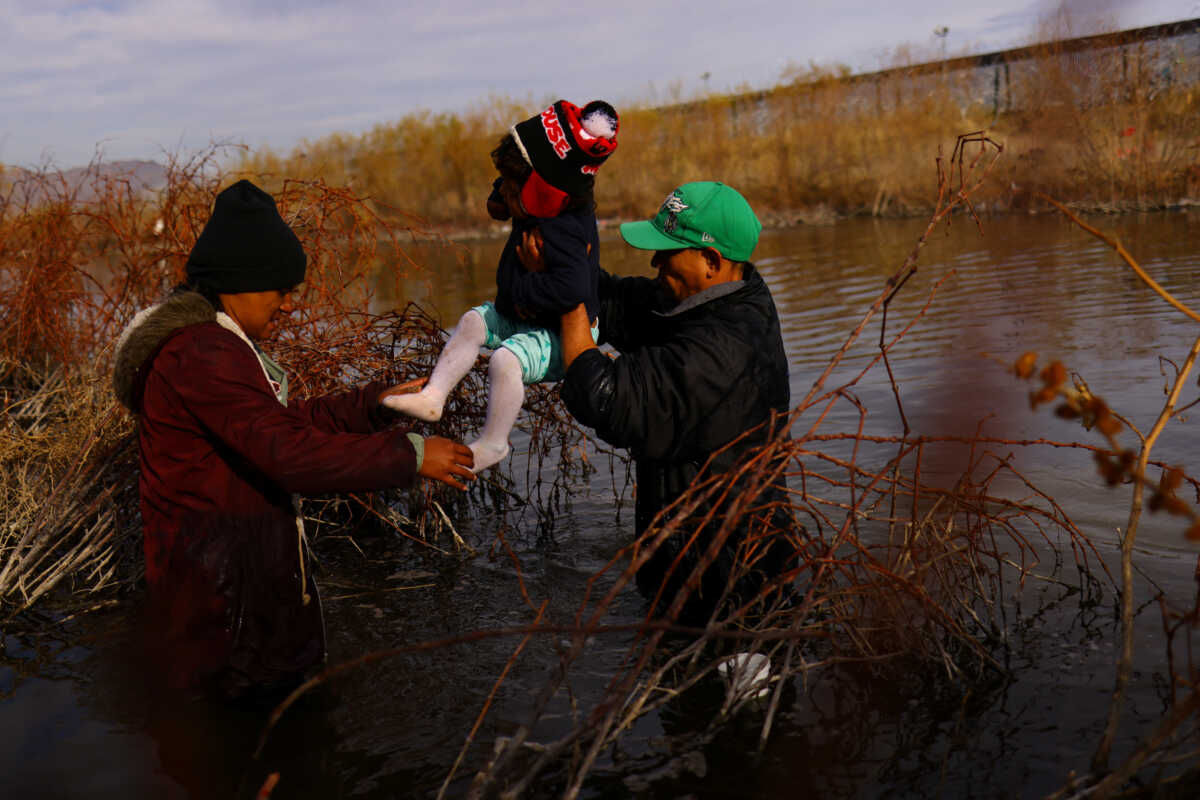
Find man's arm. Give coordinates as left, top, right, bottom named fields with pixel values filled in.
left=560, top=303, right=597, bottom=369
left=562, top=322, right=752, bottom=460
left=162, top=332, right=475, bottom=492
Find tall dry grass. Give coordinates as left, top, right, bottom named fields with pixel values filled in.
left=233, top=97, right=535, bottom=228
left=0, top=359, right=137, bottom=611
left=995, top=19, right=1200, bottom=212
left=232, top=26, right=1198, bottom=230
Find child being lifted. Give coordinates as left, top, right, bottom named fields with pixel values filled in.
left=385, top=99, right=619, bottom=472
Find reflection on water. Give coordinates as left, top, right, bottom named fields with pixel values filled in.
left=3, top=210, right=1198, bottom=797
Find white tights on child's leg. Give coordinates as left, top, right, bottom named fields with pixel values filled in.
left=384, top=310, right=487, bottom=421
left=467, top=347, right=523, bottom=472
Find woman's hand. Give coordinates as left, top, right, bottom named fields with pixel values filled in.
left=516, top=228, right=546, bottom=273
left=419, top=436, right=476, bottom=490
left=378, top=377, right=427, bottom=405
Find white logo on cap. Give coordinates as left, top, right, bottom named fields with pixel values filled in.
left=661, top=192, right=689, bottom=233
left=701, top=232, right=714, bottom=243
left=661, top=194, right=688, bottom=214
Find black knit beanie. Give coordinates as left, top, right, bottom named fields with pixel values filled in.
left=511, top=100, right=619, bottom=195
left=185, top=179, right=307, bottom=293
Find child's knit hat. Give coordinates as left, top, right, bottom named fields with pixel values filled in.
left=511, top=100, right=618, bottom=216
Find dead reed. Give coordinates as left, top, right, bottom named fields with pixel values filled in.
left=0, top=359, right=137, bottom=609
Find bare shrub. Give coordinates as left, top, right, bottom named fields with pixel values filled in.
left=0, top=151, right=596, bottom=615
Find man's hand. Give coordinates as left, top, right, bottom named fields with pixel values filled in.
left=419, top=436, right=476, bottom=490
left=516, top=228, right=546, bottom=272
left=378, top=377, right=427, bottom=405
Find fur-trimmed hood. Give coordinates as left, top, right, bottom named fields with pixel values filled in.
left=112, top=291, right=215, bottom=410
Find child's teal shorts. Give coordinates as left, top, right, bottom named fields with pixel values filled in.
left=471, top=302, right=599, bottom=385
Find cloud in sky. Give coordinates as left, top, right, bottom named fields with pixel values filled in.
left=0, top=0, right=1189, bottom=167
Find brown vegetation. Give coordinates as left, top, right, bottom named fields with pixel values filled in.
left=2, top=101, right=1197, bottom=797
left=0, top=147, right=593, bottom=614
left=231, top=27, right=1199, bottom=231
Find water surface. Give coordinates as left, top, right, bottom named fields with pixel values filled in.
left=4, top=210, right=1198, bottom=798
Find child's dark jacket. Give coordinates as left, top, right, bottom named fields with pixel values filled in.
left=491, top=186, right=600, bottom=329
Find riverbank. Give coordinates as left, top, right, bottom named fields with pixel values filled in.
left=223, top=22, right=1197, bottom=231
left=230, top=92, right=1199, bottom=234
left=409, top=194, right=1199, bottom=247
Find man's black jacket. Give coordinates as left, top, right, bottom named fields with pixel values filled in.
left=561, top=264, right=795, bottom=622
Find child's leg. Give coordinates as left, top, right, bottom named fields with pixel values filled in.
left=384, top=309, right=486, bottom=421
left=467, top=347, right=523, bottom=472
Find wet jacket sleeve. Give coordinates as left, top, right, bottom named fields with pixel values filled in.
left=507, top=215, right=592, bottom=316
left=152, top=328, right=419, bottom=495
left=291, top=381, right=397, bottom=435
left=593, top=270, right=658, bottom=352
left=561, top=317, right=752, bottom=462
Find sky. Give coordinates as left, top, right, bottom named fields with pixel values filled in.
left=1, top=0, right=1195, bottom=168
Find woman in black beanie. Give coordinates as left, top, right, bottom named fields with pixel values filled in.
left=112, top=179, right=474, bottom=700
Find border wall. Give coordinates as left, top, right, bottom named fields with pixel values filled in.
left=715, top=18, right=1200, bottom=129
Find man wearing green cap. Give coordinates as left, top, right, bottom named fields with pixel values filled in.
left=544, top=181, right=798, bottom=624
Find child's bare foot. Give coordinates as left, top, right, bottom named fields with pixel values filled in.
left=383, top=389, right=444, bottom=422
left=467, top=440, right=510, bottom=473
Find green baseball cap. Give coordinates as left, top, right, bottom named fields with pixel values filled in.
left=619, top=181, right=761, bottom=262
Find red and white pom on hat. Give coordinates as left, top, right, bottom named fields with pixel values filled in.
left=560, top=100, right=618, bottom=161
left=577, top=103, right=618, bottom=145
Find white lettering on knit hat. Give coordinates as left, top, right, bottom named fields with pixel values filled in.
left=541, top=107, right=570, bottom=159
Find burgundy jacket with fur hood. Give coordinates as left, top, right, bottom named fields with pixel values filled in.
left=113, top=290, right=418, bottom=697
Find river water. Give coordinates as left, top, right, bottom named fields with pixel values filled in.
left=2, top=210, right=1198, bottom=798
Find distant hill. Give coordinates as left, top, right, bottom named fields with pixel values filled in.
left=1, top=159, right=168, bottom=204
